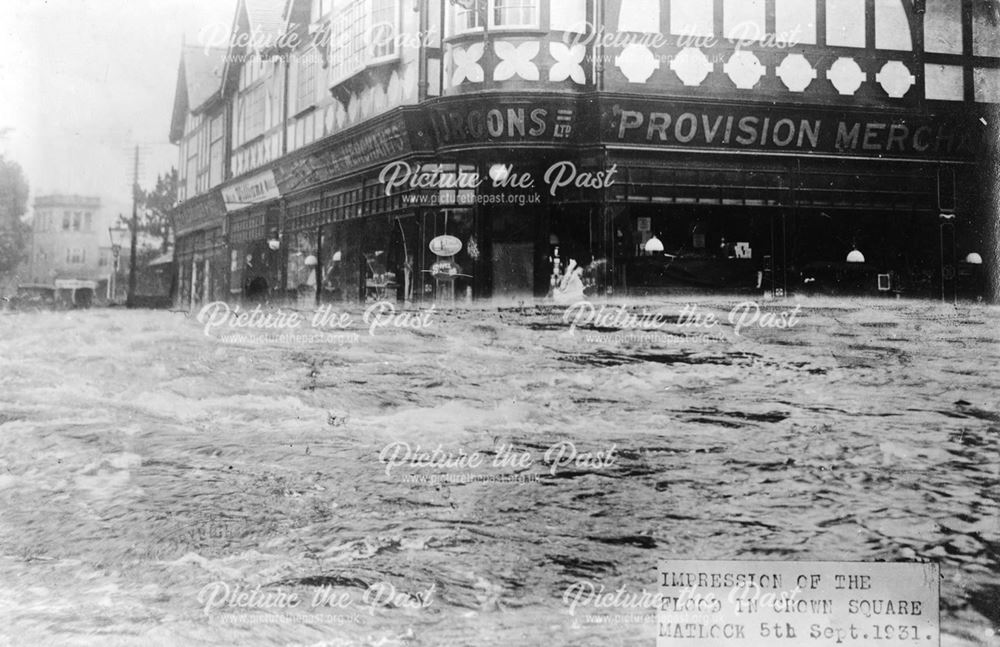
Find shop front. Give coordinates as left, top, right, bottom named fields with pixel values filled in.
left=176, top=93, right=990, bottom=307
left=172, top=189, right=228, bottom=309
left=599, top=96, right=989, bottom=298
left=222, top=169, right=285, bottom=303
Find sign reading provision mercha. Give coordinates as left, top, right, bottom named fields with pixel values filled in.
left=657, top=560, right=939, bottom=647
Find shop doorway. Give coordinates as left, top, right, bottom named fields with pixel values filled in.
left=490, top=210, right=536, bottom=299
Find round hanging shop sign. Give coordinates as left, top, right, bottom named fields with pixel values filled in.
left=429, top=235, right=462, bottom=257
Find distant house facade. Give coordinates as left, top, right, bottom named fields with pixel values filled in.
left=25, top=195, right=121, bottom=305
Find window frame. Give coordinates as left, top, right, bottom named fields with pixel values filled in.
left=447, top=0, right=540, bottom=36
left=328, top=0, right=402, bottom=88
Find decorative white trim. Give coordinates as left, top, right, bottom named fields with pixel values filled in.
left=670, top=47, right=713, bottom=87
left=549, top=42, right=587, bottom=84
left=876, top=61, right=915, bottom=98
left=776, top=54, right=816, bottom=92
left=724, top=51, right=765, bottom=90
left=826, top=57, right=866, bottom=95
left=494, top=40, right=540, bottom=81
left=616, top=44, right=661, bottom=84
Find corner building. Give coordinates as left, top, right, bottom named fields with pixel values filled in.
left=168, top=0, right=1000, bottom=306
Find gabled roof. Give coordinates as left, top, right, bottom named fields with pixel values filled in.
left=244, top=0, right=291, bottom=47
left=168, top=45, right=228, bottom=143
left=185, top=46, right=229, bottom=110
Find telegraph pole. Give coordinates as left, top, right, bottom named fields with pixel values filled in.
left=128, top=145, right=139, bottom=308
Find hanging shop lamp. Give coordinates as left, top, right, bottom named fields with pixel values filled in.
left=644, top=235, right=665, bottom=253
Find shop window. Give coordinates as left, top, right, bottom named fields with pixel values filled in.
left=974, top=67, right=1000, bottom=102
left=724, top=0, right=765, bottom=41
left=925, top=63, right=964, bottom=99
left=826, top=0, right=866, bottom=47
left=671, top=0, right=714, bottom=38
left=287, top=231, right=318, bottom=295
left=874, top=0, right=912, bottom=50
left=775, top=0, right=817, bottom=45
left=320, top=224, right=349, bottom=302
left=973, top=2, right=1000, bottom=56
left=924, top=0, right=962, bottom=54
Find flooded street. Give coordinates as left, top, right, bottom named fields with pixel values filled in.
left=0, top=298, right=998, bottom=647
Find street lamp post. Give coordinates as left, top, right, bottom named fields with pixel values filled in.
left=108, top=223, right=128, bottom=304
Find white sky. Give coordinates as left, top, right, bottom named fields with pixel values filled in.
left=0, top=0, right=238, bottom=219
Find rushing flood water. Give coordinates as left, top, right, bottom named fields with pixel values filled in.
left=0, top=298, right=997, bottom=646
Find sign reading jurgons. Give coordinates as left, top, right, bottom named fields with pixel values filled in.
left=657, top=560, right=939, bottom=647
left=221, top=169, right=281, bottom=212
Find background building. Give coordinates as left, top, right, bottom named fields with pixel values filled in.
left=168, top=0, right=1000, bottom=306
left=25, top=195, right=121, bottom=306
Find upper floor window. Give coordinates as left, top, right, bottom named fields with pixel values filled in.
left=826, top=0, right=866, bottom=47
left=84, top=212, right=92, bottom=232
left=775, top=0, right=817, bottom=45
left=874, top=0, right=912, bottom=50
left=492, top=0, right=538, bottom=28
left=62, top=212, right=70, bottom=230
left=973, top=1, right=1000, bottom=56
left=235, top=85, right=267, bottom=145
left=670, top=0, right=714, bottom=38
left=296, top=50, right=319, bottom=113
left=329, top=0, right=400, bottom=86
left=453, top=2, right=484, bottom=32
left=371, top=0, right=400, bottom=58
left=311, top=0, right=332, bottom=22
left=72, top=212, right=81, bottom=231
left=66, top=247, right=84, bottom=264
left=449, top=0, right=538, bottom=34
left=724, top=0, right=765, bottom=41
left=209, top=114, right=225, bottom=187
left=925, top=0, right=962, bottom=53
